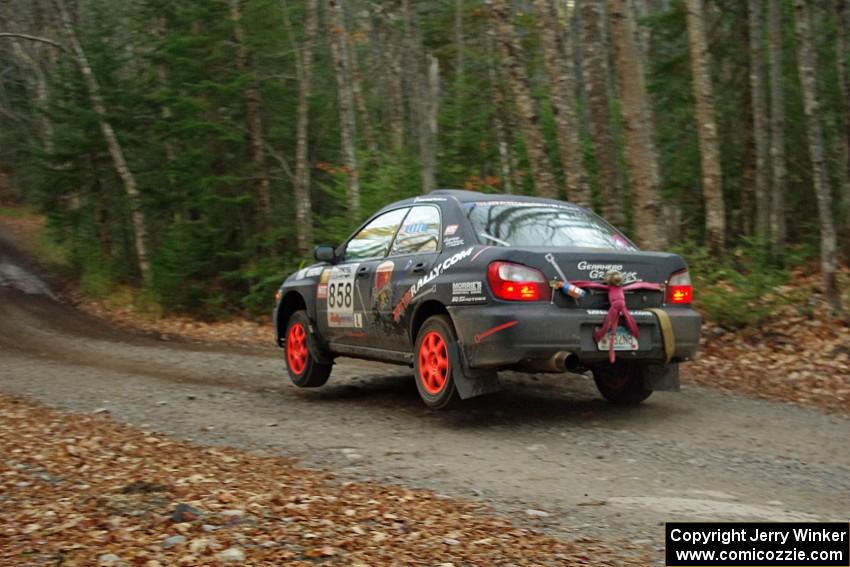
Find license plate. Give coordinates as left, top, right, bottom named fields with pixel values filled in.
left=597, top=327, right=639, bottom=351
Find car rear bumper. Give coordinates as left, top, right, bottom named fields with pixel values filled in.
left=448, top=303, right=702, bottom=370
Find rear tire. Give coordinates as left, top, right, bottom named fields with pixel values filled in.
left=592, top=361, right=652, bottom=405
left=284, top=310, right=332, bottom=388
left=413, top=315, right=459, bottom=409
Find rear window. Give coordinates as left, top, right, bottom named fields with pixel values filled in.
left=466, top=201, right=637, bottom=250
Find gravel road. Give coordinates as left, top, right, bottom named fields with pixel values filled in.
left=1, top=234, right=848, bottom=561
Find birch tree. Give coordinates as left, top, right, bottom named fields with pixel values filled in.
left=607, top=0, right=668, bottom=249
left=488, top=0, right=559, bottom=199
left=832, top=0, right=850, bottom=238
left=768, top=0, right=787, bottom=253
left=289, top=0, right=318, bottom=256
left=581, top=0, right=626, bottom=227
left=52, top=0, right=151, bottom=280
left=532, top=0, right=591, bottom=206
left=793, top=0, right=841, bottom=312
left=748, top=0, right=770, bottom=241
left=686, top=0, right=725, bottom=255
left=229, top=0, right=272, bottom=220
left=326, top=0, right=360, bottom=216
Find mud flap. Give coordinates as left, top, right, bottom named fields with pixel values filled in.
left=447, top=341, right=502, bottom=400
left=305, top=320, right=334, bottom=365
left=643, top=362, right=680, bottom=391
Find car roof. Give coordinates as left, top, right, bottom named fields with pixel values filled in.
left=377, top=189, right=579, bottom=212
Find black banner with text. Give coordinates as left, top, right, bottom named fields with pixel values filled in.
left=665, top=522, right=849, bottom=566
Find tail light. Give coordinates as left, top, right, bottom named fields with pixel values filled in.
left=666, top=269, right=693, bottom=304
left=487, top=261, right=549, bottom=301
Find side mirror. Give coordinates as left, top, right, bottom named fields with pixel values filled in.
left=314, top=245, right=337, bottom=263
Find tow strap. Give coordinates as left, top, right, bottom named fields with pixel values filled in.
left=646, top=308, right=675, bottom=364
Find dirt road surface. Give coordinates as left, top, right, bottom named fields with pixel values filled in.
left=1, top=234, right=848, bottom=561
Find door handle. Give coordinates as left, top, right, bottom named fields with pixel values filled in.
left=411, top=262, right=426, bottom=274
left=357, top=266, right=370, bottom=278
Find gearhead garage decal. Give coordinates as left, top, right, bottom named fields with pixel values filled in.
left=392, top=246, right=474, bottom=321
left=576, top=260, right=638, bottom=282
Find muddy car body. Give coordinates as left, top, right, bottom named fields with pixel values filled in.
left=274, top=190, right=702, bottom=408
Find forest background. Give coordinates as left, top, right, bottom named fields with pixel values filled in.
left=1, top=0, right=849, bottom=326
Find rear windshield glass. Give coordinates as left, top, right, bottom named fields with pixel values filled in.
left=465, top=201, right=637, bottom=250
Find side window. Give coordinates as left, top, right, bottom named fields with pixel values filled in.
left=344, top=208, right=409, bottom=261
left=390, top=206, right=441, bottom=256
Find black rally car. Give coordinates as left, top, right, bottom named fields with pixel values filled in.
left=274, top=190, right=702, bottom=408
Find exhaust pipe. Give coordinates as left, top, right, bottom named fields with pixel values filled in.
left=530, top=351, right=579, bottom=373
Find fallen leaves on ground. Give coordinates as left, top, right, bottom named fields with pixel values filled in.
left=0, top=394, right=635, bottom=566
left=688, top=267, right=850, bottom=415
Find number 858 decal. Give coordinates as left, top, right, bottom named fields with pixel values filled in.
left=326, top=263, right=358, bottom=328
left=327, top=281, right=353, bottom=309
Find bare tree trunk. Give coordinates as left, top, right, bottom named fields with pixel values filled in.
left=488, top=0, right=559, bottom=199
left=327, top=0, right=360, bottom=215
left=793, top=0, right=841, bottom=312
left=748, top=0, right=770, bottom=241
left=420, top=54, right=440, bottom=194
left=454, top=0, right=464, bottom=109
left=485, top=17, right=515, bottom=194
left=532, top=0, right=591, bottom=206
left=768, top=0, right=787, bottom=253
left=229, top=0, right=272, bottom=221
left=685, top=0, right=726, bottom=255
left=581, top=0, right=625, bottom=226
left=400, top=0, right=438, bottom=193
left=8, top=39, right=53, bottom=154
left=631, top=0, right=652, bottom=55
left=346, top=21, right=377, bottom=155
left=52, top=0, right=150, bottom=280
left=2, top=1, right=54, bottom=155
left=833, top=0, right=850, bottom=243
left=376, top=5, right=405, bottom=153
left=291, top=0, right=318, bottom=256
left=607, top=0, right=668, bottom=249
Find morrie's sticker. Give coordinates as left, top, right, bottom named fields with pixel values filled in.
left=444, top=236, right=464, bottom=248
left=452, top=281, right=483, bottom=295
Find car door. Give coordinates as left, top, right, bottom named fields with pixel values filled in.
left=319, top=207, right=409, bottom=346
left=375, top=205, right=442, bottom=352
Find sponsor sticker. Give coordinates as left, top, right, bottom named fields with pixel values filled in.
left=327, top=263, right=358, bottom=327
left=577, top=260, right=638, bottom=282
left=452, top=281, right=483, bottom=295
left=444, top=224, right=459, bottom=236
left=451, top=295, right=486, bottom=304
left=587, top=309, right=653, bottom=317
left=393, top=246, right=475, bottom=321
left=373, top=260, right=394, bottom=312
left=316, top=283, right=328, bottom=299
left=444, top=236, right=464, bottom=248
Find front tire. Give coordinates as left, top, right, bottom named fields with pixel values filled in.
left=285, top=310, right=332, bottom=388
left=592, top=361, right=652, bottom=405
left=413, top=315, right=459, bottom=409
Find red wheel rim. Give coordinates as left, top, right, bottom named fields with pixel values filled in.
left=287, top=323, right=308, bottom=375
left=418, top=331, right=449, bottom=395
